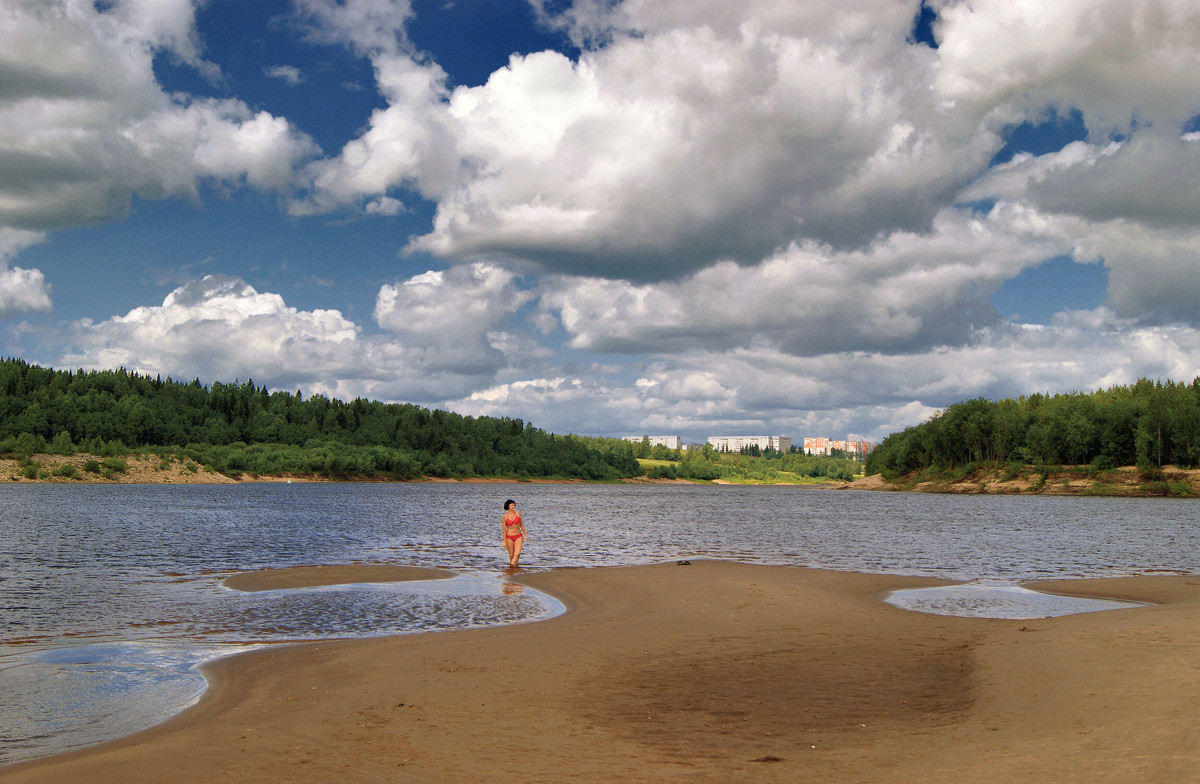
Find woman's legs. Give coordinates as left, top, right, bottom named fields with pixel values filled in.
left=509, top=536, right=523, bottom=566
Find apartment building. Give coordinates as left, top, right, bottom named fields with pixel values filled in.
left=623, top=435, right=682, bottom=450
left=707, top=435, right=792, bottom=453
left=804, top=437, right=874, bottom=458
left=803, top=437, right=831, bottom=455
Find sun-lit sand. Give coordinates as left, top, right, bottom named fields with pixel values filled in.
left=5, top=561, right=1200, bottom=783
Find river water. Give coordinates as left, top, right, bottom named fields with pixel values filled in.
left=2, top=482, right=1196, bottom=766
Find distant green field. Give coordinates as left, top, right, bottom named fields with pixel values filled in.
left=636, top=458, right=859, bottom=485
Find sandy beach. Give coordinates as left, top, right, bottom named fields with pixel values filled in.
left=4, top=561, right=1200, bottom=783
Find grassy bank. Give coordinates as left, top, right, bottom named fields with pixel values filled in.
left=636, top=457, right=861, bottom=486
left=858, top=463, right=1200, bottom=497
left=2, top=452, right=863, bottom=486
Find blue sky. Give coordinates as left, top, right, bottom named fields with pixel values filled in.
left=2, top=0, right=1200, bottom=444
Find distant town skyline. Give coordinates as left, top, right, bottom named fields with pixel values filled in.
left=623, top=434, right=872, bottom=459
left=3, top=1, right=1200, bottom=445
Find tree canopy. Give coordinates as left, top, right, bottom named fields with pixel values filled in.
left=0, top=358, right=641, bottom=480
left=866, top=378, right=1200, bottom=477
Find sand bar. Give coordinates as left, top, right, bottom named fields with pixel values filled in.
left=4, top=561, right=1200, bottom=783
left=221, top=564, right=452, bottom=592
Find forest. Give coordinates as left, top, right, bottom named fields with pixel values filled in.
left=866, top=377, right=1200, bottom=478
left=628, top=438, right=861, bottom=483
left=0, top=359, right=641, bottom=481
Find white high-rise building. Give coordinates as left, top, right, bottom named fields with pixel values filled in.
left=623, top=435, right=681, bottom=450
left=804, top=437, right=875, bottom=458
left=707, top=435, right=792, bottom=453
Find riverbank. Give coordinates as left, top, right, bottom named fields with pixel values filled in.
left=9, top=452, right=1196, bottom=496
left=4, top=561, right=1199, bottom=783
left=0, top=453, right=240, bottom=483
left=0, top=453, right=599, bottom=485
left=847, top=464, right=1200, bottom=497
left=0, top=452, right=848, bottom=486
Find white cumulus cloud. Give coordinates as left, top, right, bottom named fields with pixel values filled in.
left=0, top=0, right=318, bottom=232
left=52, top=272, right=542, bottom=407
left=60, top=275, right=361, bottom=385
left=0, top=228, right=51, bottom=316
left=0, top=264, right=52, bottom=317
left=292, top=0, right=1200, bottom=298
left=536, top=205, right=1081, bottom=356
left=374, top=262, right=534, bottom=373
left=448, top=312, right=1200, bottom=441
left=265, top=65, right=304, bottom=86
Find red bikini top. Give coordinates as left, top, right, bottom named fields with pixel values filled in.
left=505, top=513, right=522, bottom=527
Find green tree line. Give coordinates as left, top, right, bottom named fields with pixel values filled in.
left=866, top=377, right=1200, bottom=477
left=636, top=441, right=861, bottom=483
left=0, top=358, right=641, bottom=480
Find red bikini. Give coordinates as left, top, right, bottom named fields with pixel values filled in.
left=505, top=513, right=523, bottom=540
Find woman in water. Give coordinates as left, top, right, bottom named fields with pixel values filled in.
left=501, top=499, right=528, bottom=567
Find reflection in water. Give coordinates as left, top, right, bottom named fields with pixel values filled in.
left=0, top=642, right=256, bottom=763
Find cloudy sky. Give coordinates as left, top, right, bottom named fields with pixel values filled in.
left=3, top=0, right=1200, bottom=444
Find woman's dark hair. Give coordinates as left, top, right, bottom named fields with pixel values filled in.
left=504, top=499, right=516, bottom=510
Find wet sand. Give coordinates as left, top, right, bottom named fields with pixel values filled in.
left=221, top=564, right=451, bottom=592
left=4, top=561, right=1200, bottom=783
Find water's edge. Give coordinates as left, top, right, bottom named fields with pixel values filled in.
left=0, top=572, right=565, bottom=768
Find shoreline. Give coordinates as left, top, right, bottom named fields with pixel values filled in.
left=7, top=452, right=1198, bottom=496
left=851, top=464, right=1200, bottom=497
left=0, top=452, right=849, bottom=487
left=5, top=562, right=1200, bottom=782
